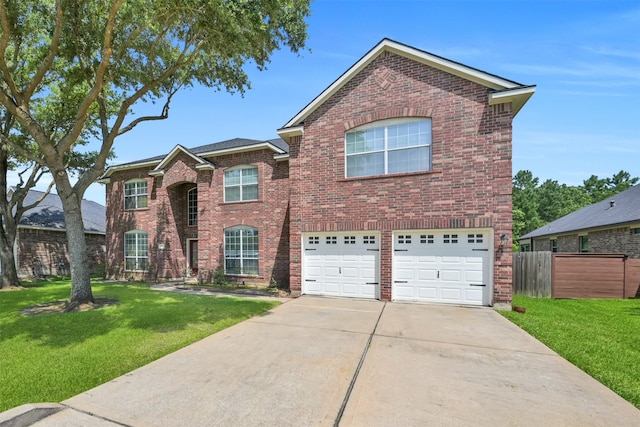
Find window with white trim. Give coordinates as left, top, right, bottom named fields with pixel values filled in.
left=224, top=226, right=259, bottom=275
left=345, top=118, right=432, bottom=178
left=124, top=230, right=148, bottom=271
left=124, top=179, right=148, bottom=209
left=188, top=187, right=198, bottom=226
left=224, top=166, right=258, bottom=202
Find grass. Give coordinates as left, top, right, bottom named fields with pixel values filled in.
left=0, top=280, right=280, bottom=412
left=501, top=296, right=640, bottom=409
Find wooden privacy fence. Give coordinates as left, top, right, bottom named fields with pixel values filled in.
left=513, top=252, right=552, bottom=297
left=513, top=252, right=640, bottom=299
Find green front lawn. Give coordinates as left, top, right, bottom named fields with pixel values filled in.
left=501, top=296, right=640, bottom=409
left=0, top=281, right=280, bottom=412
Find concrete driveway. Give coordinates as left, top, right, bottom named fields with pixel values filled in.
left=3, top=296, right=639, bottom=426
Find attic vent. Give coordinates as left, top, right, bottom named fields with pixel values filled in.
left=609, top=200, right=615, bottom=208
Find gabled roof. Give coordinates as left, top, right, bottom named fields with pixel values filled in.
left=16, top=189, right=106, bottom=233
left=99, top=137, right=289, bottom=180
left=149, top=144, right=215, bottom=177
left=521, top=184, right=640, bottom=239
left=278, top=38, right=535, bottom=137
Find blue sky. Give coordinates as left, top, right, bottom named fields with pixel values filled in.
left=18, top=0, right=640, bottom=204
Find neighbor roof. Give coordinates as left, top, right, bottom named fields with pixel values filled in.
left=278, top=38, right=536, bottom=136
left=100, top=137, right=288, bottom=179
left=520, top=184, right=640, bottom=239
left=17, top=189, right=106, bottom=233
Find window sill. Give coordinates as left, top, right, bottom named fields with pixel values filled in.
left=221, top=199, right=262, bottom=205
left=225, top=274, right=262, bottom=278
left=338, top=169, right=441, bottom=183
left=124, top=207, right=150, bottom=212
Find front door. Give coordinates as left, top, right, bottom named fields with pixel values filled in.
left=188, top=239, right=198, bottom=276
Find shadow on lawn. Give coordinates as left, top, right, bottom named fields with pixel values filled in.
left=2, top=285, right=277, bottom=348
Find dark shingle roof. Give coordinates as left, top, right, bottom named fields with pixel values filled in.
left=18, top=189, right=106, bottom=233
left=116, top=137, right=289, bottom=167
left=521, top=184, right=640, bottom=239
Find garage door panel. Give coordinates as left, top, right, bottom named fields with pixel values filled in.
left=392, top=230, right=491, bottom=306
left=466, top=288, right=484, bottom=302
left=324, top=281, right=340, bottom=294
left=441, top=288, right=463, bottom=301
left=466, top=270, right=483, bottom=282
left=417, top=286, right=437, bottom=299
left=361, top=284, right=376, bottom=297
left=396, top=268, right=415, bottom=280
left=395, top=285, right=416, bottom=298
left=325, top=267, right=340, bottom=278
left=418, top=268, right=437, bottom=281
left=361, top=268, right=376, bottom=280
left=342, top=267, right=358, bottom=278
left=303, top=232, right=379, bottom=299
left=440, top=270, right=461, bottom=282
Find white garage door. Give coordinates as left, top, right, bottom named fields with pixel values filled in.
left=303, top=232, right=379, bottom=299
left=392, top=230, right=492, bottom=305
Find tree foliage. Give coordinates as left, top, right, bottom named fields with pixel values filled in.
left=512, top=170, right=639, bottom=249
left=0, top=0, right=311, bottom=301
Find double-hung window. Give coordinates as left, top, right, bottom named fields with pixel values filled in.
left=224, top=166, right=258, bottom=202
left=345, top=118, right=432, bottom=178
left=124, top=230, right=148, bottom=271
left=224, top=226, right=259, bottom=275
left=124, top=179, right=148, bottom=209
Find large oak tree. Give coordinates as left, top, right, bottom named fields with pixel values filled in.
left=0, top=0, right=310, bottom=303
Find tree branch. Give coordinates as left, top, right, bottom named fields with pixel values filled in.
left=0, top=2, right=22, bottom=103
left=109, top=39, right=203, bottom=139
left=118, top=88, right=178, bottom=135
left=57, top=0, right=126, bottom=155
left=24, top=0, right=64, bottom=100
left=0, top=131, right=43, bottom=166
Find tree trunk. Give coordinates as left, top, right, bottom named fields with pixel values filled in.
left=0, top=228, right=20, bottom=288
left=58, top=188, right=94, bottom=304
left=0, top=144, right=20, bottom=288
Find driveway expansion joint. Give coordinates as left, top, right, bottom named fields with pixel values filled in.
left=334, top=302, right=387, bottom=426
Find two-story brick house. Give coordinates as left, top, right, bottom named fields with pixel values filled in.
left=100, top=39, right=535, bottom=307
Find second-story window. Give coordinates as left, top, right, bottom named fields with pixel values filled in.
left=224, top=166, right=258, bottom=202
left=188, top=187, right=198, bottom=226
left=124, top=179, right=148, bottom=209
left=345, top=118, right=432, bottom=178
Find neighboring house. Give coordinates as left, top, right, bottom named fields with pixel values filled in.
left=99, top=39, right=535, bottom=307
left=6, top=188, right=106, bottom=277
left=519, top=184, right=640, bottom=258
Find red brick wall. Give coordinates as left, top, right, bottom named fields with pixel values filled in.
left=106, top=149, right=289, bottom=286
left=287, top=51, right=514, bottom=304
left=17, top=228, right=105, bottom=277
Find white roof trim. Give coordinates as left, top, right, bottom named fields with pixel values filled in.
left=151, top=145, right=210, bottom=173
left=198, top=142, right=285, bottom=158
left=100, top=160, right=161, bottom=179
left=195, top=163, right=215, bottom=171
left=488, top=86, right=537, bottom=116
left=282, top=38, right=533, bottom=129
left=277, top=125, right=304, bottom=139
left=273, top=153, right=290, bottom=162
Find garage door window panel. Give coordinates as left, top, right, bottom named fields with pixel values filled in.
left=346, top=118, right=432, bottom=178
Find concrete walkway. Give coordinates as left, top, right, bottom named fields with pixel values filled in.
left=2, top=297, right=639, bottom=426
